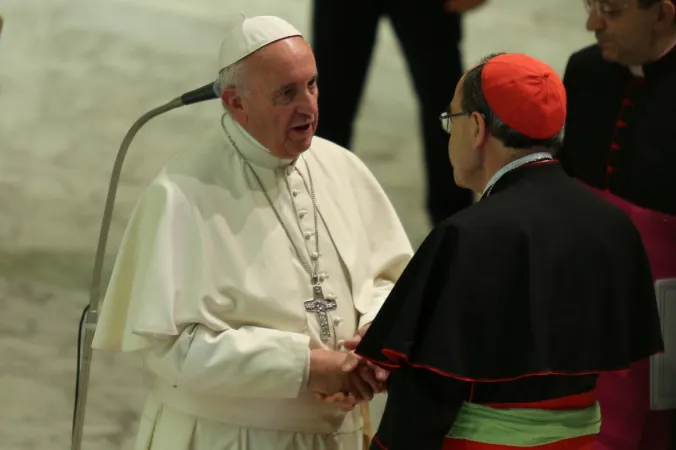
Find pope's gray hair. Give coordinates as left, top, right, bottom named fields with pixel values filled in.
left=219, top=59, right=250, bottom=96
left=218, top=59, right=251, bottom=111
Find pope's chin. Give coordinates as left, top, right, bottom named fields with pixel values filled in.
left=287, top=124, right=316, bottom=154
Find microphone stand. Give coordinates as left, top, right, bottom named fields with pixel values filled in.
left=71, top=81, right=217, bottom=450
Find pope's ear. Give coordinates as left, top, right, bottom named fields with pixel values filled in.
left=221, top=87, right=244, bottom=115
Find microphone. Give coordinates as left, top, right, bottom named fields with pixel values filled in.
left=180, top=80, right=220, bottom=105
left=70, top=79, right=220, bottom=450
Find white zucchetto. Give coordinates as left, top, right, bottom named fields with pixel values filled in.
left=217, top=15, right=303, bottom=71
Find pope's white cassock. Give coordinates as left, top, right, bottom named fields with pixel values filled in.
left=92, top=106, right=413, bottom=449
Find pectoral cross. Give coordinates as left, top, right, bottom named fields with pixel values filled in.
left=304, top=276, right=337, bottom=341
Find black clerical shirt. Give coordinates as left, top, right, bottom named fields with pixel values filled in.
left=559, top=44, right=676, bottom=215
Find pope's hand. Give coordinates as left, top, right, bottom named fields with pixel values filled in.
left=312, top=325, right=391, bottom=409
left=342, top=351, right=388, bottom=401
left=443, top=0, right=488, bottom=13
left=307, top=349, right=351, bottom=397
left=313, top=351, right=377, bottom=409
left=342, top=323, right=370, bottom=351
left=343, top=325, right=390, bottom=390
left=313, top=391, right=359, bottom=412
left=317, top=325, right=390, bottom=405
left=309, top=348, right=359, bottom=411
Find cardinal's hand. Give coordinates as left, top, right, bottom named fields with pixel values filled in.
left=342, top=324, right=390, bottom=390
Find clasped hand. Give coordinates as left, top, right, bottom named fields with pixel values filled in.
left=309, top=326, right=390, bottom=412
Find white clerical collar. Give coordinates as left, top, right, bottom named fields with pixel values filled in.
left=220, top=112, right=297, bottom=170
left=628, top=65, right=644, bottom=78
left=482, top=151, right=553, bottom=197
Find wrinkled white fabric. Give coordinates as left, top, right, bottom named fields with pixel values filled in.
left=136, top=392, right=364, bottom=450
left=93, top=112, right=412, bottom=449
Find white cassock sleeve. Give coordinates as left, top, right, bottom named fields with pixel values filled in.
left=93, top=177, right=310, bottom=399
left=347, top=155, right=414, bottom=329
left=144, top=324, right=310, bottom=398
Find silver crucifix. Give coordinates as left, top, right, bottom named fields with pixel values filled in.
left=304, top=277, right=337, bottom=341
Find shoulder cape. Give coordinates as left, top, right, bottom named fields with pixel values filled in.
left=355, top=205, right=663, bottom=382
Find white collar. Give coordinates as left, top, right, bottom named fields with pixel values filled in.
left=220, top=112, right=298, bottom=170
left=482, top=151, right=553, bottom=197
left=628, top=65, right=644, bottom=78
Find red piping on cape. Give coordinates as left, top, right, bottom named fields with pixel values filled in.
left=353, top=347, right=667, bottom=383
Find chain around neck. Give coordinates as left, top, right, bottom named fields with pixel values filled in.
left=482, top=152, right=553, bottom=198
left=221, top=114, right=321, bottom=282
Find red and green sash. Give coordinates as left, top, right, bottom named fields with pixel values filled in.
left=442, top=401, right=600, bottom=449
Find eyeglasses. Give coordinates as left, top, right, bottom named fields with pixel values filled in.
left=583, top=0, right=630, bottom=19
left=439, top=111, right=471, bottom=134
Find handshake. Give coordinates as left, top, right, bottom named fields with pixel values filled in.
left=307, top=325, right=390, bottom=411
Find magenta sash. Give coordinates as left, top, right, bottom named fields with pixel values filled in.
left=583, top=185, right=676, bottom=450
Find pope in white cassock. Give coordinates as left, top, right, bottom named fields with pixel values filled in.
left=91, top=14, right=413, bottom=450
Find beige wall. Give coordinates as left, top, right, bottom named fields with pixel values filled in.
left=0, top=1, right=592, bottom=448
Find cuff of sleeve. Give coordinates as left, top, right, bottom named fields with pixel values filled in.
left=285, top=332, right=313, bottom=398
left=299, top=346, right=312, bottom=395
left=177, top=326, right=312, bottom=398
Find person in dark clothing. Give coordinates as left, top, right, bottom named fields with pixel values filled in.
left=311, top=0, right=487, bottom=225
left=345, top=52, right=664, bottom=450
left=559, top=0, right=676, bottom=215
left=558, top=1, right=676, bottom=449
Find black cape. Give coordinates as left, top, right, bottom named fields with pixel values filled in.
left=356, top=162, right=664, bottom=449
left=558, top=44, right=676, bottom=215
left=356, top=161, right=663, bottom=382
